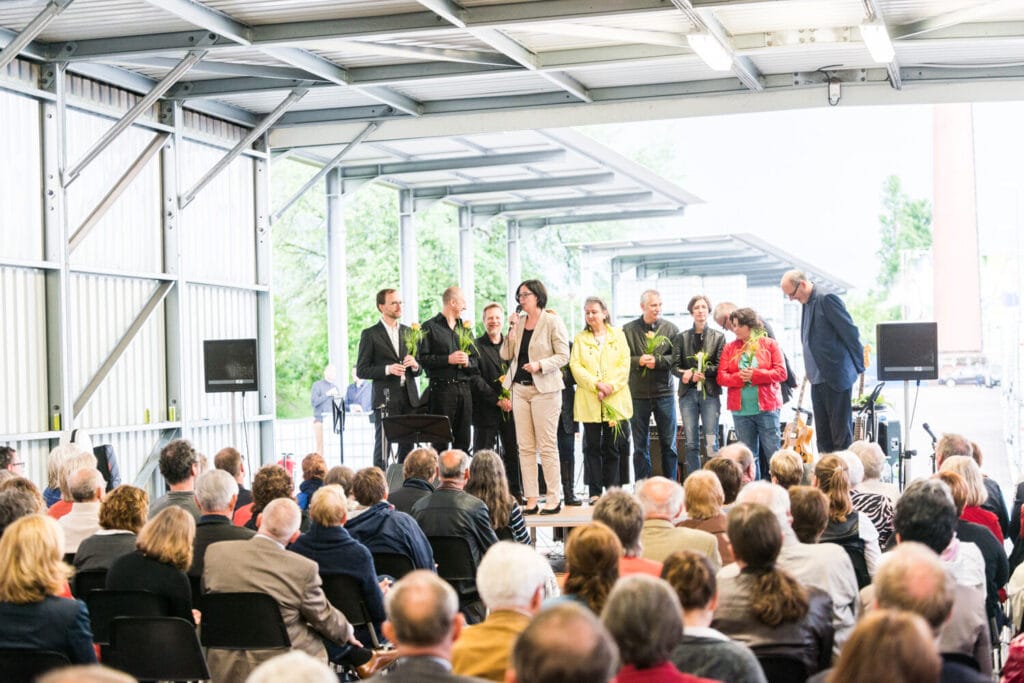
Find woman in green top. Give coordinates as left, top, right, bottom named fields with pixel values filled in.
left=717, top=308, right=787, bottom=478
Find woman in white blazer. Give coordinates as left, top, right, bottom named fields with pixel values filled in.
left=501, top=279, right=570, bottom=514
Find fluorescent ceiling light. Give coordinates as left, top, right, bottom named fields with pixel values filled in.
left=860, top=20, right=895, bottom=63
left=687, top=32, right=733, bottom=71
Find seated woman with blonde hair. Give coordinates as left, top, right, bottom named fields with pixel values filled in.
left=106, top=506, right=198, bottom=624
left=678, top=470, right=733, bottom=565
left=0, top=514, right=97, bottom=663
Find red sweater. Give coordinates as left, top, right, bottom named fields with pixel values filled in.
left=717, top=337, right=786, bottom=413
left=963, top=505, right=1004, bottom=543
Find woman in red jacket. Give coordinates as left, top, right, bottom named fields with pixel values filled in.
left=718, top=308, right=787, bottom=477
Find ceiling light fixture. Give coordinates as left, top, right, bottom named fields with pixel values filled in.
left=686, top=32, right=733, bottom=71
left=860, top=20, right=895, bottom=63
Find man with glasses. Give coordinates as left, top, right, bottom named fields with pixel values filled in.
left=0, top=446, right=22, bottom=474
left=780, top=269, right=864, bottom=453
left=356, top=288, right=423, bottom=470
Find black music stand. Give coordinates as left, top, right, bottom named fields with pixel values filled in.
left=331, top=399, right=345, bottom=464
left=382, top=415, right=453, bottom=466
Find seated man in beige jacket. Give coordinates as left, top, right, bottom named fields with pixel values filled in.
left=637, top=476, right=721, bottom=570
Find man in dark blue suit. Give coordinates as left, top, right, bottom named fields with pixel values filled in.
left=781, top=270, right=864, bottom=453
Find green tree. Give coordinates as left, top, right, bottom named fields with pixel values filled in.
left=876, top=175, right=932, bottom=289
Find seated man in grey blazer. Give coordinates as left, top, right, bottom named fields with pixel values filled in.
left=636, top=476, right=721, bottom=570
left=364, top=570, right=487, bottom=683
left=203, top=498, right=364, bottom=681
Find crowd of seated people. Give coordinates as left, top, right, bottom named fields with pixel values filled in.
left=2, top=427, right=1019, bottom=683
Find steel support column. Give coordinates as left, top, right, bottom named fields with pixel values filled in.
left=326, top=168, right=349, bottom=380
left=458, top=206, right=475, bottom=322
left=158, top=101, right=186, bottom=448
left=398, top=189, right=418, bottom=322
left=41, top=62, right=72, bottom=437
left=506, top=219, right=521, bottom=314
left=254, top=135, right=276, bottom=465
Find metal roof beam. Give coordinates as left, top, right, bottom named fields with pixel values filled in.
left=139, top=0, right=252, bottom=45
left=415, top=0, right=591, bottom=102
left=471, top=191, right=653, bottom=218
left=890, top=0, right=1018, bottom=39
left=863, top=0, right=902, bottom=90
left=512, top=22, right=688, bottom=49
left=48, top=0, right=672, bottom=61
left=517, top=208, right=684, bottom=228
left=338, top=149, right=566, bottom=179
left=0, top=0, right=73, bottom=72
left=118, top=57, right=317, bottom=80
left=335, top=40, right=515, bottom=66
left=681, top=1, right=765, bottom=92
left=180, top=87, right=307, bottom=208
left=64, top=49, right=207, bottom=187
left=412, top=171, right=616, bottom=210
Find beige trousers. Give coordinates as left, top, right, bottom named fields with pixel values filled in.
left=512, top=383, right=562, bottom=500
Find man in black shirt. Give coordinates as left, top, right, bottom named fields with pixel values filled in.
left=419, top=287, right=479, bottom=452
left=471, top=302, right=521, bottom=499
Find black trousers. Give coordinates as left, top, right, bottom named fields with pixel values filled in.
left=810, top=382, right=854, bottom=453
left=429, top=382, right=472, bottom=453
left=473, top=413, right=522, bottom=498
left=583, top=422, right=626, bottom=497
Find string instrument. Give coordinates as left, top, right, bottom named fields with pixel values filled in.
left=853, top=345, right=872, bottom=441
left=782, top=378, right=814, bottom=463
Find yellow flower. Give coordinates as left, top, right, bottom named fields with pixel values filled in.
left=498, top=375, right=506, bottom=383
left=645, top=331, right=655, bottom=339
left=608, top=420, right=617, bottom=428
left=410, top=322, right=420, bottom=330
left=463, top=320, right=473, bottom=329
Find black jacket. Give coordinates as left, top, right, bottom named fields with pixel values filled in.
left=471, top=333, right=506, bottom=429
left=672, top=326, right=726, bottom=398
left=622, top=316, right=679, bottom=399
left=356, top=320, right=423, bottom=410
left=419, top=313, right=479, bottom=382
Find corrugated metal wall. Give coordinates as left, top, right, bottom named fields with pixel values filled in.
left=0, top=59, right=268, bottom=494
left=68, top=273, right=167, bottom=428
left=0, top=267, right=48, bottom=434
left=180, top=141, right=256, bottom=285
left=65, top=108, right=163, bottom=273
left=0, top=89, right=43, bottom=261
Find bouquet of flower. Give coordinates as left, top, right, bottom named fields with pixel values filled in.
left=641, top=330, right=671, bottom=377
left=497, top=363, right=512, bottom=421
left=602, top=399, right=628, bottom=443
left=405, top=322, right=424, bottom=357
left=456, top=320, right=477, bottom=358
left=690, top=350, right=709, bottom=399
left=740, top=330, right=767, bottom=386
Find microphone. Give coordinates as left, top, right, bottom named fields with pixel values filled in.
left=515, top=304, right=522, bottom=314
left=923, top=422, right=938, bottom=445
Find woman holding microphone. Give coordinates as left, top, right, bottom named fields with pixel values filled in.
left=502, top=280, right=570, bottom=515
left=570, top=296, right=632, bottom=503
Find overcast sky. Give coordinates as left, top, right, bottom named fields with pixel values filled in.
left=584, top=100, right=1024, bottom=295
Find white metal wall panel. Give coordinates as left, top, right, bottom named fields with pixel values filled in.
left=181, top=111, right=247, bottom=145
left=179, top=141, right=256, bottom=284
left=65, top=73, right=160, bottom=123
left=203, top=0, right=422, bottom=24
left=0, top=267, right=48, bottom=434
left=65, top=109, right=163, bottom=273
left=715, top=1, right=864, bottom=35
left=68, top=273, right=167, bottom=429
left=0, top=89, right=43, bottom=262
left=393, top=72, right=558, bottom=101
left=572, top=59, right=722, bottom=89
left=1, top=56, right=39, bottom=87
left=188, top=423, right=262, bottom=468
left=4, top=439, right=51, bottom=492
left=30, top=1, right=198, bottom=42
left=182, top=284, right=259, bottom=424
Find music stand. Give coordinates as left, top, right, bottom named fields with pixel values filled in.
left=382, top=415, right=453, bottom=466
left=331, top=399, right=345, bottom=464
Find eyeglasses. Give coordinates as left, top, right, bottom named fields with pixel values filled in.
left=785, top=281, right=801, bottom=298
left=516, top=291, right=535, bottom=300
left=10, top=462, right=24, bottom=468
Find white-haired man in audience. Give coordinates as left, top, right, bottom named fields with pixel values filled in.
left=451, top=542, right=551, bottom=681
left=636, top=476, right=720, bottom=569
left=365, top=570, right=486, bottom=683
left=57, top=467, right=105, bottom=552
left=722, top=481, right=858, bottom=655
left=719, top=443, right=756, bottom=484
left=189, top=468, right=254, bottom=582
left=203, top=498, right=360, bottom=681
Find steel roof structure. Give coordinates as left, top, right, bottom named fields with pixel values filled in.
left=575, top=232, right=854, bottom=293
left=3, top=0, right=1024, bottom=150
